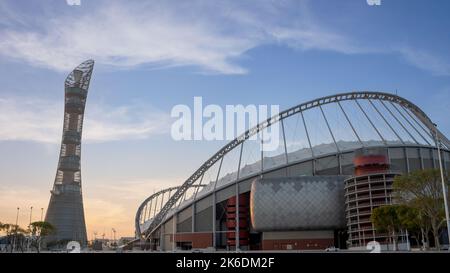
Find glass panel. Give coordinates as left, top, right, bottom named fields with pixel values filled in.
left=340, top=100, right=384, bottom=147
left=215, top=198, right=229, bottom=239
left=407, top=148, right=421, bottom=172
left=263, top=168, right=287, bottom=178
left=238, top=179, right=253, bottom=193
left=302, top=107, right=338, bottom=157
left=371, top=100, right=417, bottom=145
left=184, top=178, right=201, bottom=202
left=340, top=152, right=355, bottom=175
left=177, top=218, right=192, bottom=233
left=401, top=106, right=435, bottom=145
left=421, top=148, right=433, bottom=170
left=287, top=160, right=313, bottom=176
left=389, top=147, right=407, bottom=173
left=262, top=120, right=287, bottom=170
left=315, top=155, right=339, bottom=175
left=385, top=101, right=424, bottom=145
left=389, top=102, right=431, bottom=146
left=216, top=144, right=241, bottom=187
left=283, top=113, right=313, bottom=163
left=195, top=206, right=213, bottom=232
left=321, top=103, right=362, bottom=151
left=432, top=149, right=439, bottom=169
left=357, top=99, right=401, bottom=145
left=439, top=150, right=447, bottom=171
left=198, top=158, right=221, bottom=195
left=445, top=151, right=450, bottom=171
left=239, top=134, right=262, bottom=179
left=177, top=206, right=192, bottom=222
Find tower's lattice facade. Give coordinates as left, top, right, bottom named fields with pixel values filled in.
left=45, top=60, right=94, bottom=246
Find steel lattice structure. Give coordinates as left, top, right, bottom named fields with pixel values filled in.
left=135, top=184, right=206, bottom=237
left=45, top=60, right=94, bottom=246
left=139, top=91, right=450, bottom=240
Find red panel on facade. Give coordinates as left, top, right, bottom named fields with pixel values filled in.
left=173, top=232, right=213, bottom=249
left=354, top=154, right=389, bottom=176
left=226, top=193, right=250, bottom=247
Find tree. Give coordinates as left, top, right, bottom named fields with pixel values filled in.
left=393, top=169, right=449, bottom=250
left=30, top=221, right=56, bottom=253
left=371, top=205, right=402, bottom=250
left=29, top=221, right=55, bottom=253
left=395, top=205, right=431, bottom=249
left=0, top=223, right=28, bottom=252
left=0, top=222, right=5, bottom=252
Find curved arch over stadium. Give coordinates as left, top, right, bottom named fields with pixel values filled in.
left=136, top=91, right=450, bottom=249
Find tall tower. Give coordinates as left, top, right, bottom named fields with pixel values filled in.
left=45, top=60, right=94, bottom=247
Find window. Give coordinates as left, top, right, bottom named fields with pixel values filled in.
left=421, top=148, right=433, bottom=170
left=407, top=148, right=421, bottom=172
left=340, top=152, right=355, bottom=175
left=315, top=156, right=339, bottom=175
left=287, top=160, right=313, bottom=176
left=389, top=148, right=407, bottom=173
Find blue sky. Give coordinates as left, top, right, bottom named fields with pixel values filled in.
left=1, top=0, right=450, bottom=237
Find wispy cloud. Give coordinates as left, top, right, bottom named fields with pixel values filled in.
left=0, top=96, right=170, bottom=143
left=0, top=1, right=260, bottom=74
left=397, top=47, right=450, bottom=76
left=0, top=1, right=448, bottom=76
left=0, top=0, right=375, bottom=75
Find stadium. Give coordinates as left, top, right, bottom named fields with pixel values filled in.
left=134, top=92, right=450, bottom=251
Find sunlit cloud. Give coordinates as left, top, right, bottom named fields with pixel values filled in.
left=0, top=96, right=171, bottom=143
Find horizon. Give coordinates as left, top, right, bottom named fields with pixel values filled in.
left=1, top=0, right=450, bottom=240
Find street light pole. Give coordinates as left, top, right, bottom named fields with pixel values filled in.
left=13, top=207, right=19, bottom=252
left=29, top=206, right=33, bottom=226
left=40, top=208, right=44, bottom=221
left=434, top=124, right=450, bottom=251
left=28, top=206, right=33, bottom=252
left=15, top=207, right=19, bottom=226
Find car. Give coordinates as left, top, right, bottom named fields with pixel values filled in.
left=325, top=246, right=339, bottom=252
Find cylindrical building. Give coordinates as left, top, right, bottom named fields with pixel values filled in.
left=344, top=148, right=399, bottom=249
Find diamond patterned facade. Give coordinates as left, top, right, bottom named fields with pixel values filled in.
left=250, top=176, right=346, bottom=231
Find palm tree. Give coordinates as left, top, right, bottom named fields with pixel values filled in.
left=0, top=223, right=28, bottom=252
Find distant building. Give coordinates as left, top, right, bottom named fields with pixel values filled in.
left=118, top=237, right=136, bottom=246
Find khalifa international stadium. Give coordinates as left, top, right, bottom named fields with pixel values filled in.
left=133, top=91, right=450, bottom=251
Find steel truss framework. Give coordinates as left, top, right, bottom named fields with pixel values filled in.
left=139, top=91, right=450, bottom=240
left=135, top=184, right=205, bottom=237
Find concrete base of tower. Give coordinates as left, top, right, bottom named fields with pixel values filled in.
left=44, top=185, right=88, bottom=248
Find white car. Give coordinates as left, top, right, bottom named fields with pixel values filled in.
left=325, top=246, right=339, bottom=252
